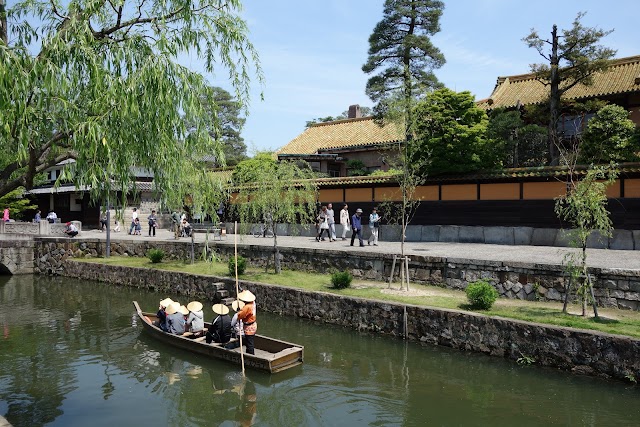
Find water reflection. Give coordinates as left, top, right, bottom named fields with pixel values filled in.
left=1, top=274, right=639, bottom=426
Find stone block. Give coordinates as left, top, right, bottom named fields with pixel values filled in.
left=458, top=226, right=484, bottom=243
left=610, top=229, right=634, bottom=250
left=439, top=226, right=460, bottom=243
left=531, top=228, right=558, bottom=247
left=513, top=227, right=533, bottom=245
left=554, top=229, right=576, bottom=247
left=618, top=300, right=639, bottom=311
left=421, top=225, right=441, bottom=242
left=484, top=227, right=514, bottom=245
left=404, top=225, right=422, bottom=242
left=633, top=231, right=640, bottom=251
left=586, top=230, right=609, bottom=249
left=380, top=224, right=403, bottom=242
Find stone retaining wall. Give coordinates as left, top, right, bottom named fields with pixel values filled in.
left=32, top=238, right=640, bottom=311
left=60, top=260, right=640, bottom=382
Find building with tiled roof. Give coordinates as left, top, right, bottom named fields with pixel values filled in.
left=277, top=105, right=404, bottom=177
left=478, top=55, right=640, bottom=130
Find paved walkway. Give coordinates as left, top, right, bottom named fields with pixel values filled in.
left=75, top=228, right=640, bottom=271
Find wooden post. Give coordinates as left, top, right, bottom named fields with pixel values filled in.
left=404, top=256, right=410, bottom=291
left=586, top=273, right=599, bottom=318
left=403, top=306, right=408, bottom=339
left=234, top=221, right=245, bottom=377
left=388, top=255, right=397, bottom=288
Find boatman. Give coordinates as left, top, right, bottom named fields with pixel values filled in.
left=236, top=290, right=257, bottom=355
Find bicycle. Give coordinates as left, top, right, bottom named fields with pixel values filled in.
left=251, top=223, right=274, bottom=238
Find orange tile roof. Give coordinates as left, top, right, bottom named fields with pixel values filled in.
left=277, top=117, right=404, bottom=155
left=478, top=55, right=640, bottom=110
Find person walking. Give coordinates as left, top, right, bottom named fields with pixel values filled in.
left=128, top=207, right=138, bottom=234
left=3, top=207, right=9, bottom=222
left=315, top=206, right=330, bottom=241
left=326, top=203, right=336, bottom=241
left=340, top=204, right=350, bottom=240
left=33, top=210, right=41, bottom=223
left=350, top=208, right=364, bottom=247
left=148, top=210, right=158, bottom=237
left=99, top=211, right=108, bottom=232
left=368, top=207, right=381, bottom=246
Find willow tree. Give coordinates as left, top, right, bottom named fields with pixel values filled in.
left=523, top=12, right=615, bottom=165
left=0, top=0, right=262, bottom=208
left=232, top=154, right=318, bottom=274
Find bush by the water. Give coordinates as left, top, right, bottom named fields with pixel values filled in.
left=331, top=270, right=353, bottom=289
left=228, top=256, right=247, bottom=275
left=147, top=248, right=165, bottom=264
left=465, top=280, right=498, bottom=310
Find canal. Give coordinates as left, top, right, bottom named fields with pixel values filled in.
left=1, top=275, right=639, bottom=426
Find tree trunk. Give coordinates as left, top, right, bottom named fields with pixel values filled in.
left=548, top=24, right=560, bottom=165
left=273, top=233, right=281, bottom=274
left=562, top=275, right=572, bottom=313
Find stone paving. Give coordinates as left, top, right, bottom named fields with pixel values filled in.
left=75, top=228, right=640, bottom=271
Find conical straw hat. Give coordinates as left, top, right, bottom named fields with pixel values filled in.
left=187, top=301, right=203, bottom=312
left=231, top=300, right=245, bottom=311
left=178, top=305, right=189, bottom=316
left=160, top=298, right=174, bottom=308
left=238, top=290, right=255, bottom=302
left=165, top=302, right=180, bottom=315
left=212, top=303, right=230, bottom=316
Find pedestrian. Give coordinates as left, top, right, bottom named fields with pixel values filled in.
left=33, top=210, right=41, bottom=223
left=315, top=206, right=330, bottom=241
left=99, top=211, right=108, bottom=232
left=3, top=207, right=10, bottom=222
left=368, top=207, right=381, bottom=246
left=128, top=207, right=138, bottom=234
left=235, top=290, right=257, bottom=355
left=64, top=222, right=79, bottom=238
left=340, top=204, right=350, bottom=240
left=148, top=209, right=158, bottom=237
left=326, top=203, right=336, bottom=241
left=350, top=208, right=364, bottom=247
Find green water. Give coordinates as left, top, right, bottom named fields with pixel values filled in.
left=0, top=275, right=638, bottom=426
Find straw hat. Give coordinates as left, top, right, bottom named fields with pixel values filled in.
left=238, top=290, right=256, bottom=302
left=160, top=298, right=174, bottom=308
left=187, top=301, right=203, bottom=312
left=179, top=305, right=189, bottom=316
left=231, top=300, right=245, bottom=311
left=212, top=303, right=230, bottom=316
left=165, top=302, right=180, bottom=315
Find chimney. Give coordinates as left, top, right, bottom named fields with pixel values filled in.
left=348, top=104, right=361, bottom=119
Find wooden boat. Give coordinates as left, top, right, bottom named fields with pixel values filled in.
left=133, top=301, right=304, bottom=373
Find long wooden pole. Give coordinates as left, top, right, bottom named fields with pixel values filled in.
left=234, top=221, right=245, bottom=377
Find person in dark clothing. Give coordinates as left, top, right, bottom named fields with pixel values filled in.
left=206, top=304, right=232, bottom=344
left=154, top=297, right=173, bottom=332
left=350, top=208, right=364, bottom=247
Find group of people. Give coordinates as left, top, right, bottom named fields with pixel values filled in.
left=171, top=211, right=192, bottom=238
left=316, top=203, right=381, bottom=247
left=154, top=289, right=258, bottom=355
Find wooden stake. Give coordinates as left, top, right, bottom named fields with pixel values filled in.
left=389, top=255, right=397, bottom=288
left=405, top=256, right=410, bottom=291
left=234, top=221, right=245, bottom=377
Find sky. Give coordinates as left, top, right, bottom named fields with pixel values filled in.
left=211, top=1, right=638, bottom=153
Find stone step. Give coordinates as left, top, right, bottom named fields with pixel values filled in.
left=216, top=290, right=230, bottom=299
left=220, top=297, right=236, bottom=306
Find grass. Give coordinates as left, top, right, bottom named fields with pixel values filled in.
left=75, top=256, right=640, bottom=339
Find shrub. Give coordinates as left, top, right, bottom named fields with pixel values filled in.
left=147, top=248, right=165, bottom=264
left=228, top=256, right=247, bottom=275
left=465, top=280, right=498, bottom=310
left=331, top=270, right=353, bottom=289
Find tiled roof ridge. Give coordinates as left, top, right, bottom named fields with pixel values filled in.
left=309, top=116, right=375, bottom=127
left=494, top=54, right=640, bottom=84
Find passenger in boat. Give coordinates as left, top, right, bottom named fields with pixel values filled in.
left=179, top=304, right=189, bottom=321
left=166, top=302, right=186, bottom=335
left=236, top=290, right=257, bottom=355
left=206, top=304, right=232, bottom=344
left=227, top=300, right=245, bottom=349
left=186, top=301, right=205, bottom=336
left=154, top=297, right=173, bottom=332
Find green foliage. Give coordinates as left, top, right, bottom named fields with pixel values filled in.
left=232, top=152, right=277, bottom=184
left=228, top=256, right=247, bottom=276
left=487, top=109, right=548, bottom=168
left=414, top=89, right=493, bottom=175
left=362, top=0, right=446, bottom=118
left=0, top=0, right=262, bottom=206
left=465, top=280, right=499, bottom=310
left=147, top=249, right=165, bottom=264
left=579, top=105, right=638, bottom=164
left=0, top=188, right=38, bottom=220
left=347, top=159, right=369, bottom=176
left=624, top=372, right=637, bottom=385
left=370, top=168, right=402, bottom=177
left=516, top=353, right=536, bottom=366
left=331, top=270, right=353, bottom=289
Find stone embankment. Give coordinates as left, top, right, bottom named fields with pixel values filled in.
left=32, top=237, right=640, bottom=311
left=61, top=260, right=640, bottom=383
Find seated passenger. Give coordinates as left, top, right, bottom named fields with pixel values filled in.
left=154, top=297, right=174, bottom=332
left=186, top=301, right=205, bottom=336
left=206, top=304, right=232, bottom=344
left=165, top=302, right=186, bottom=335
left=226, top=300, right=245, bottom=349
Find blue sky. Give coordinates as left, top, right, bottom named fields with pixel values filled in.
left=214, top=1, right=638, bottom=153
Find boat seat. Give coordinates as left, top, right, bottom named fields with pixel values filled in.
left=194, top=336, right=206, bottom=342
left=182, top=332, right=194, bottom=337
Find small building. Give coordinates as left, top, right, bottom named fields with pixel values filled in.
left=277, top=105, right=404, bottom=177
